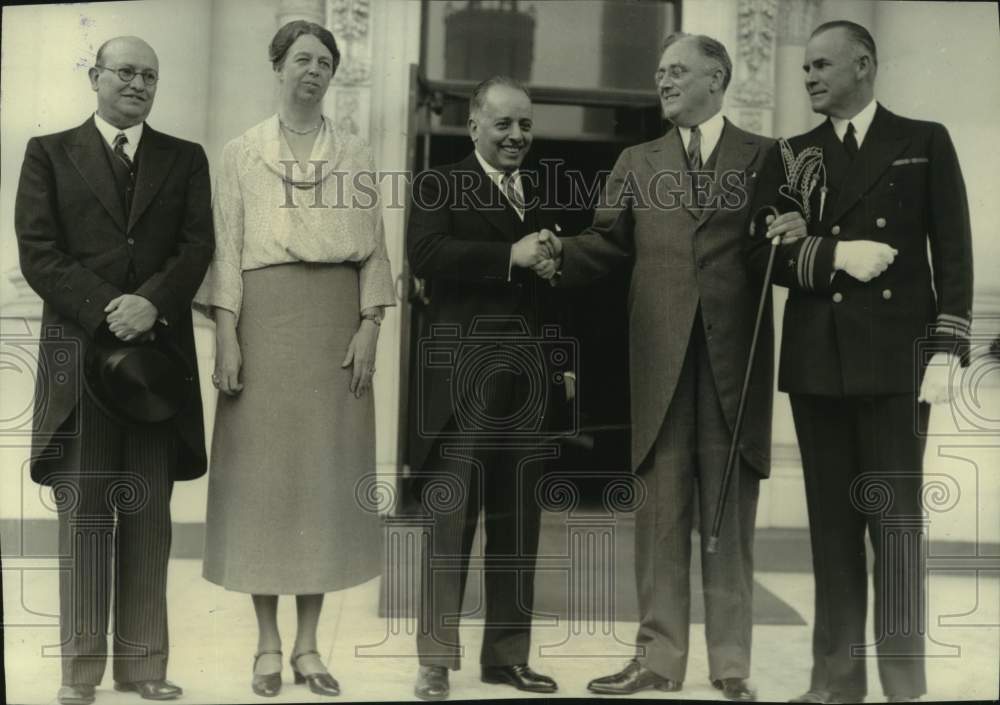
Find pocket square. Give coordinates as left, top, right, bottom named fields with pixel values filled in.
left=891, top=157, right=929, bottom=166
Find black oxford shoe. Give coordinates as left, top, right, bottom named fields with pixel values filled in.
left=113, top=680, right=182, bottom=700
left=789, top=689, right=863, bottom=704
left=481, top=664, right=557, bottom=693
left=414, top=666, right=449, bottom=701
left=587, top=659, right=682, bottom=695
left=712, top=677, right=757, bottom=701
left=57, top=685, right=95, bottom=705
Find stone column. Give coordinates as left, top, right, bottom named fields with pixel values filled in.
left=365, top=0, right=422, bottom=510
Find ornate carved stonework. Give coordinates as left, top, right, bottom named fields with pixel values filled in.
left=329, top=0, right=373, bottom=86
left=737, top=0, right=777, bottom=75
left=330, top=0, right=370, bottom=40
left=731, top=0, right=778, bottom=132
left=776, top=0, right=823, bottom=47
left=326, top=0, right=373, bottom=138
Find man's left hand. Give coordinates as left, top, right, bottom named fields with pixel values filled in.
left=918, top=352, right=957, bottom=405
left=105, top=295, right=158, bottom=341
left=766, top=211, right=808, bottom=244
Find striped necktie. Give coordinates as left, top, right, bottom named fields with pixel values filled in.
left=502, top=173, right=525, bottom=221
left=686, top=125, right=702, bottom=171
left=113, top=132, right=134, bottom=173
left=112, top=132, right=137, bottom=220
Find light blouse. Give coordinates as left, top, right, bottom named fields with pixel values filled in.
left=195, top=115, right=395, bottom=321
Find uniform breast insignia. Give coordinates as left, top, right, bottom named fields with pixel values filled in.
left=777, top=138, right=828, bottom=222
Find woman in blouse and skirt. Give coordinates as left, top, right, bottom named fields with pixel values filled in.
left=196, top=21, right=394, bottom=698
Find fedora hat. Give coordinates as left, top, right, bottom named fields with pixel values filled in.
left=83, top=325, right=194, bottom=425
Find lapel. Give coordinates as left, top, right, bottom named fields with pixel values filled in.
left=697, top=119, right=760, bottom=227
left=128, top=124, right=177, bottom=232
left=826, top=104, right=909, bottom=226
left=464, top=153, right=523, bottom=241
left=644, top=129, right=699, bottom=221
left=64, top=118, right=127, bottom=231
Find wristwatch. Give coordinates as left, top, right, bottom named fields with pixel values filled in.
left=361, top=308, right=384, bottom=326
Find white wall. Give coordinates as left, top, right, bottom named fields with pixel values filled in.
left=874, top=0, right=1000, bottom=304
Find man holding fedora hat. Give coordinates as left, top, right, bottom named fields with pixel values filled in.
left=14, top=36, right=213, bottom=705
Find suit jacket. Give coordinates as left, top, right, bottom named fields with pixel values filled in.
left=406, top=153, right=563, bottom=474
left=15, top=116, right=214, bottom=485
left=747, top=104, right=974, bottom=396
left=559, top=119, right=775, bottom=476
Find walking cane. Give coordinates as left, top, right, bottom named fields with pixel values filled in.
left=705, top=212, right=780, bottom=555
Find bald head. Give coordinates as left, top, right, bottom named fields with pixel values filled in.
left=90, top=36, right=159, bottom=128
left=96, top=36, right=158, bottom=72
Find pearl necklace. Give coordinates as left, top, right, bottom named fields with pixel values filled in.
left=279, top=117, right=322, bottom=135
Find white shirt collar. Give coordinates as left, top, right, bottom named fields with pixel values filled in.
left=93, top=112, right=144, bottom=159
left=831, top=98, right=877, bottom=147
left=678, top=110, right=726, bottom=165
left=474, top=149, right=520, bottom=191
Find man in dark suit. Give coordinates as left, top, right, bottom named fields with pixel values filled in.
left=14, top=36, right=213, bottom=705
left=406, top=75, right=564, bottom=701
left=748, top=21, right=973, bottom=704
left=543, top=33, right=772, bottom=702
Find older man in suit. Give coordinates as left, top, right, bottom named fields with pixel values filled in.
left=406, top=76, right=566, bottom=701
left=14, top=36, right=213, bottom=705
left=542, top=33, right=772, bottom=701
left=749, top=21, right=973, bottom=704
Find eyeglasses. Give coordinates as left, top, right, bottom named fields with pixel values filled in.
left=96, top=65, right=159, bottom=86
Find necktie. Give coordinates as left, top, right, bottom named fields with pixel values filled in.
left=686, top=125, right=702, bottom=171
left=112, top=132, right=136, bottom=215
left=113, top=132, right=134, bottom=173
left=503, top=173, right=525, bottom=221
left=843, top=121, right=859, bottom=159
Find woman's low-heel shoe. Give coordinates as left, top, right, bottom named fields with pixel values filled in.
left=252, top=650, right=283, bottom=697
left=291, top=650, right=340, bottom=696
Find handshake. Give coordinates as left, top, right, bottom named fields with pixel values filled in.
left=511, top=228, right=563, bottom=281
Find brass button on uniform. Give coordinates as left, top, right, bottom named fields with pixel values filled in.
left=882, top=288, right=892, bottom=300
left=831, top=225, right=841, bottom=236
left=876, top=217, right=887, bottom=228
left=832, top=292, right=844, bottom=303
left=127, top=237, right=135, bottom=245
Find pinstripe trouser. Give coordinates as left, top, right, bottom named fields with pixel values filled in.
left=51, top=393, right=177, bottom=686
left=634, top=312, right=760, bottom=682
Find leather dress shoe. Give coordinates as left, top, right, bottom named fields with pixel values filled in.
left=712, top=677, right=757, bottom=701
left=414, top=665, right=449, bottom=701
left=113, top=680, right=182, bottom=700
left=587, top=660, right=682, bottom=695
left=57, top=685, right=96, bottom=705
left=789, top=689, right=863, bottom=704
left=481, top=664, right=557, bottom=693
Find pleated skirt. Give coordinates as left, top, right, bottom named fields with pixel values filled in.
left=202, top=262, right=382, bottom=594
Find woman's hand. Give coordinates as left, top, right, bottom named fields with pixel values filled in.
left=342, top=319, right=380, bottom=398
left=213, top=309, right=244, bottom=396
